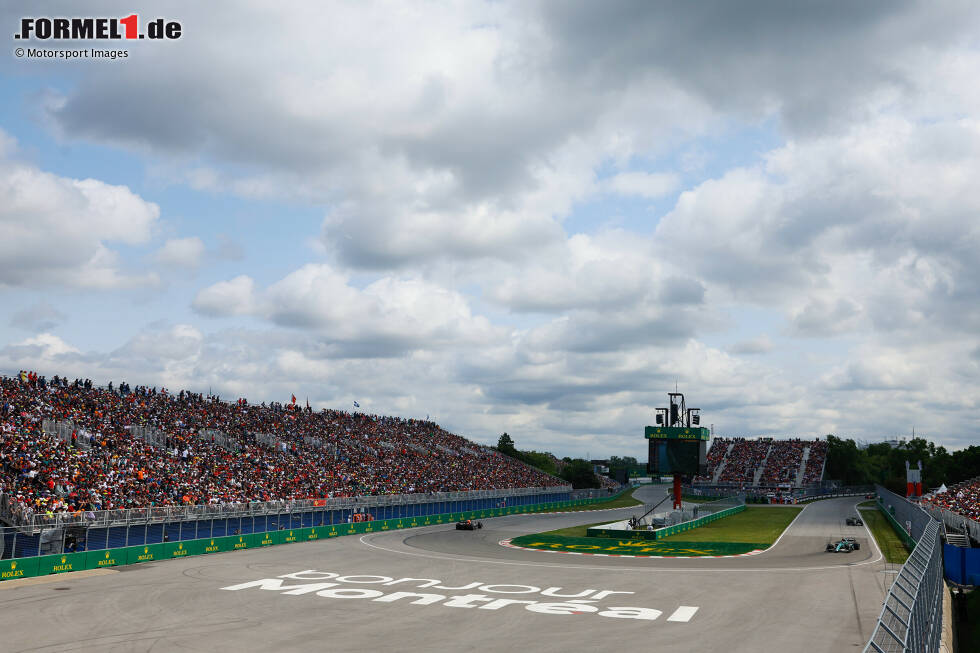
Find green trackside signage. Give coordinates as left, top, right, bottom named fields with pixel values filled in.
left=0, top=488, right=630, bottom=582
left=509, top=534, right=764, bottom=557
left=644, top=426, right=710, bottom=441
left=1, top=556, right=39, bottom=580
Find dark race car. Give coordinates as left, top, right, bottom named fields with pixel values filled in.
left=455, top=519, right=483, bottom=531
left=845, top=516, right=864, bottom=526
left=825, top=537, right=860, bottom=552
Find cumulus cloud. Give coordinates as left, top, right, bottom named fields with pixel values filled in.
left=603, top=171, right=679, bottom=198
left=4, top=2, right=980, bottom=453
left=9, top=302, right=68, bottom=332
left=194, top=264, right=502, bottom=357
left=154, top=237, right=206, bottom=269
left=729, top=335, right=773, bottom=355
left=192, top=275, right=257, bottom=317
left=0, top=130, right=160, bottom=289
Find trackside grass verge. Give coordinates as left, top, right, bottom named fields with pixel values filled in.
left=537, top=521, right=619, bottom=538
left=508, top=506, right=802, bottom=557
left=545, top=487, right=643, bottom=513
left=858, top=507, right=910, bottom=564
left=657, top=506, right=802, bottom=544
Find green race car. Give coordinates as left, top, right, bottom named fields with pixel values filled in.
left=826, top=537, right=860, bottom=552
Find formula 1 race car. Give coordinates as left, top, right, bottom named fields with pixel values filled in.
left=845, top=516, right=863, bottom=526
left=826, top=537, right=860, bottom=552
left=455, top=519, right=483, bottom=531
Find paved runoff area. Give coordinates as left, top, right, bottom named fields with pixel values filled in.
left=0, top=486, right=893, bottom=652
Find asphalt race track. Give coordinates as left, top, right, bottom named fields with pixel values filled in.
left=0, top=486, right=894, bottom=652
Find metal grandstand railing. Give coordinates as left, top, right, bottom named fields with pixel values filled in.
left=863, top=517, right=943, bottom=653
left=0, top=485, right=572, bottom=531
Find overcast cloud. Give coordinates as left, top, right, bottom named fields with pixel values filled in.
left=1, top=1, right=979, bottom=456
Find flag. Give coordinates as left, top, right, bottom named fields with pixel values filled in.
left=291, top=394, right=296, bottom=405
left=353, top=401, right=360, bottom=408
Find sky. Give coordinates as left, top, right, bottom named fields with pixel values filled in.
left=1, top=1, right=979, bottom=459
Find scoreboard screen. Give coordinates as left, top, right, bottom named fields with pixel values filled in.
left=645, top=426, right=708, bottom=476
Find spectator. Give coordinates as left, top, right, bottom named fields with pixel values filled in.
left=0, top=372, right=565, bottom=523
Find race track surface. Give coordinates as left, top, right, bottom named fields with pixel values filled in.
left=0, top=488, right=894, bottom=652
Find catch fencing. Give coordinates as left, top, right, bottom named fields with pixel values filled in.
left=863, top=518, right=943, bottom=653
left=920, top=497, right=980, bottom=546
left=863, top=485, right=943, bottom=653
left=0, top=485, right=583, bottom=559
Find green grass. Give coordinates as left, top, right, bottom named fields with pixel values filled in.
left=537, top=521, right=612, bottom=538
left=658, top=506, right=803, bottom=544
left=859, top=507, right=910, bottom=564
left=680, top=495, right=720, bottom=504
left=550, top=487, right=643, bottom=513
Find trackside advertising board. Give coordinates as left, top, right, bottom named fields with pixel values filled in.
left=0, top=490, right=629, bottom=582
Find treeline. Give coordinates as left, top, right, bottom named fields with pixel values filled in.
left=826, top=435, right=980, bottom=493
left=494, top=433, right=600, bottom=489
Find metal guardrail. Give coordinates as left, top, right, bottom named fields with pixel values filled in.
left=1, top=487, right=624, bottom=559
left=921, top=504, right=980, bottom=544
left=863, top=518, right=943, bottom=653
left=0, top=484, right=571, bottom=532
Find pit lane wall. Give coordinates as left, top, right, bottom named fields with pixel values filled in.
left=586, top=503, right=745, bottom=541
left=0, top=493, right=626, bottom=582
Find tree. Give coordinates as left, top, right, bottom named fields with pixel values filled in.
left=608, top=455, right=638, bottom=468
left=559, top=459, right=599, bottom=489
left=496, top=432, right=516, bottom=456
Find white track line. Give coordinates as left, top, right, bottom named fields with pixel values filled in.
left=749, top=502, right=810, bottom=556
left=357, top=516, right=883, bottom=574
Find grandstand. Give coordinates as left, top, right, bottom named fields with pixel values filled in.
left=0, top=372, right=566, bottom=525
left=922, top=476, right=980, bottom=520
left=693, top=436, right=827, bottom=488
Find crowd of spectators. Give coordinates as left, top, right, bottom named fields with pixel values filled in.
left=693, top=438, right=730, bottom=482
left=802, top=439, right=828, bottom=485
left=694, top=436, right=828, bottom=486
left=0, top=372, right=565, bottom=522
left=922, top=478, right=980, bottom=520
left=758, top=439, right=807, bottom=484
left=717, top=437, right=772, bottom=483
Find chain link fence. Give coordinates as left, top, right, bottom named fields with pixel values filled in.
left=863, top=485, right=943, bottom=653
left=863, top=518, right=943, bottom=653
left=921, top=504, right=980, bottom=544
